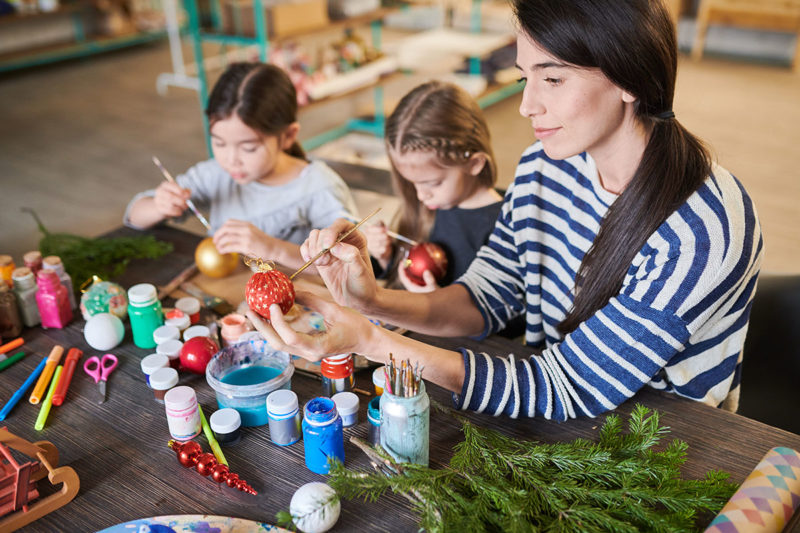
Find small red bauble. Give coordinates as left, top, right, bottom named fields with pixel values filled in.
left=178, top=440, right=203, bottom=467
left=211, top=463, right=230, bottom=483
left=404, top=242, right=448, bottom=286
left=225, top=473, right=240, bottom=488
left=180, top=336, right=219, bottom=374
left=245, top=260, right=295, bottom=320
left=195, top=453, right=217, bottom=476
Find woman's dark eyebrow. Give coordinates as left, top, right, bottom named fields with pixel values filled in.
left=515, top=61, right=570, bottom=71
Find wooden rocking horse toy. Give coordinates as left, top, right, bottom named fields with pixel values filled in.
left=0, top=427, right=79, bottom=531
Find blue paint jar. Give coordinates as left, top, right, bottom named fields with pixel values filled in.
left=380, top=380, right=429, bottom=466
left=267, top=389, right=302, bottom=446
left=302, top=397, right=345, bottom=474
left=367, top=396, right=381, bottom=446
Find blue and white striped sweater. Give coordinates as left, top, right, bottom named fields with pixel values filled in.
left=455, top=142, right=763, bottom=420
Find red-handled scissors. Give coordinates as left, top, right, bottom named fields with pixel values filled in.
left=84, top=353, right=118, bottom=404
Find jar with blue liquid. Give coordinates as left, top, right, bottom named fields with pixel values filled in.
left=380, top=380, right=429, bottom=466
left=302, top=397, right=345, bottom=474
left=367, top=396, right=381, bottom=446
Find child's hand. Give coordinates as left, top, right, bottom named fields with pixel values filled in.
left=364, top=221, right=394, bottom=269
left=213, top=219, right=273, bottom=257
left=398, top=264, right=439, bottom=293
left=153, top=182, right=190, bottom=218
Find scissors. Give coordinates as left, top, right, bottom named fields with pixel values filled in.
left=83, top=353, right=118, bottom=404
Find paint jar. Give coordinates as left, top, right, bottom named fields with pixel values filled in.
left=184, top=324, right=210, bottom=341
left=380, top=380, right=430, bottom=466
left=210, top=408, right=242, bottom=446
left=153, top=324, right=180, bottom=346
left=175, top=297, right=201, bottom=325
left=23, top=251, right=42, bottom=276
left=320, top=353, right=354, bottom=397
left=220, top=313, right=249, bottom=347
left=302, top=397, right=345, bottom=474
left=332, top=392, right=359, bottom=428
left=150, top=367, right=179, bottom=403
left=205, top=339, right=294, bottom=427
left=0, top=255, right=15, bottom=288
left=164, top=385, right=201, bottom=441
left=141, top=353, right=169, bottom=386
left=266, top=389, right=301, bottom=446
left=128, top=283, right=163, bottom=349
left=157, top=338, right=183, bottom=370
left=165, top=309, right=191, bottom=333
left=41, top=255, right=76, bottom=309
left=367, top=396, right=381, bottom=446
left=35, top=269, right=72, bottom=329
left=11, top=267, right=40, bottom=327
left=372, top=366, right=386, bottom=396
left=0, top=284, right=22, bottom=339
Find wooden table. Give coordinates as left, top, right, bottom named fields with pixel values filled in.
left=2, top=224, right=800, bottom=532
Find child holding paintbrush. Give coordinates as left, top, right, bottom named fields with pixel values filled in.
left=125, top=62, right=358, bottom=270
left=364, top=81, right=503, bottom=293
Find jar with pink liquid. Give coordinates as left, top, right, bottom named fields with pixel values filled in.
left=35, top=269, right=72, bottom=329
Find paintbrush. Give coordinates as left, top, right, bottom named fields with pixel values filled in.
left=152, top=156, right=212, bottom=232
left=180, top=281, right=236, bottom=316
left=342, top=213, right=419, bottom=246
left=289, top=207, right=381, bottom=280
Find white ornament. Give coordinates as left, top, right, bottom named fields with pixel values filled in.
left=83, top=312, right=125, bottom=350
left=289, top=482, right=341, bottom=533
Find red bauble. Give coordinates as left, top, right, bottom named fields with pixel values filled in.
left=180, top=336, right=219, bottom=374
left=403, top=242, right=448, bottom=286
left=177, top=441, right=203, bottom=467
left=211, top=463, right=230, bottom=483
left=245, top=262, right=295, bottom=320
left=225, top=473, right=240, bottom=488
left=195, top=453, right=217, bottom=476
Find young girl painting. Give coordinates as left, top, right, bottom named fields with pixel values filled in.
left=125, top=62, right=358, bottom=270
left=366, top=81, right=503, bottom=292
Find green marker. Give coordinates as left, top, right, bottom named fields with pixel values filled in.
left=34, top=365, right=62, bottom=431
left=0, top=351, right=26, bottom=372
left=198, top=404, right=227, bottom=466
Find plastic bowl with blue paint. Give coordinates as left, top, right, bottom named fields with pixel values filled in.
left=205, top=339, right=294, bottom=427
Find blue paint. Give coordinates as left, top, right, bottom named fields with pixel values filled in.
left=221, top=365, right=280, bottom=385
left=302, top=397, right=344, bottom=474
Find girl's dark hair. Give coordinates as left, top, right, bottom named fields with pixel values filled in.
left=511, top=0, right=711, bottom=334
left=205, top=62, right=305, bottom=159
left=385, top=81, right=497, bottom=244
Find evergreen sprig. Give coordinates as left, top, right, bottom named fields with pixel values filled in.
left=328, top=404, right=737, bottom=532
left=23, top=208, right=173, bottom=292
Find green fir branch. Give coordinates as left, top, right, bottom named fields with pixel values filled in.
left=328, top=405, right=738, bottom=532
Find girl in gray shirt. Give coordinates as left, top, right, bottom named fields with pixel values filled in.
left=125, top=62, right=357, bottom=270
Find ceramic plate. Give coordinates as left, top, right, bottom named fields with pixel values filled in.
left=97, top=514, right=291, bottom=533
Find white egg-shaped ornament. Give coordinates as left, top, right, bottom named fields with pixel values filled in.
left=83, top=312, right=125, bottom=350
left=289, top=482, right=340, bottom=533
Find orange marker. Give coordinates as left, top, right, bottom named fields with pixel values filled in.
left=29, top=345, right=63, bottom=405
left=0, top=337, right=24, bottom=356
left=52, top=347, right=83, bottom=406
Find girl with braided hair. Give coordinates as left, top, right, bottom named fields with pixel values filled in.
left=366, top=81, right=503, bottom=292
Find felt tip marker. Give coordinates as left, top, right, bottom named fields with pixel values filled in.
left=52, top=347, right=83, bottom=406
left=34, top=365, right=63, bottom=431
left=0, top=358, right=47, bottom=421
left=29, top=345, right=64, bottom=405
left=0, top=337, right=24, bottom=356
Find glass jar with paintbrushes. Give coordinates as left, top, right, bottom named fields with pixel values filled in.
left=380, top=355, right=429, bottom=466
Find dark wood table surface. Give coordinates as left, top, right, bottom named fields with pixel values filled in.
left=3, top=224, right=800, bottom=532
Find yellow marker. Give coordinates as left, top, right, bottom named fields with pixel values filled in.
left=198, top=404, right=227, bottom=466
left=34, top=365, right=62, bottom=431
left=29, top=345, right=64, bottom=404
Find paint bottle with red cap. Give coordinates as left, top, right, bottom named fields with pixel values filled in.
left=320, top=353, right=354, bottom=397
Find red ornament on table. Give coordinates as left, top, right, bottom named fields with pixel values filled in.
left=167, top=440, right=257, bottom=495
left=403, top=242, right=448, bottom=286
left=245, top=259, right=295, bottom=320
left=180, top=336, right=219, bottom=374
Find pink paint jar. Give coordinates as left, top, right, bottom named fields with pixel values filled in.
left=23, top=251, right=42, bottom=276
left=175, top=297, right=201, bottom=325
left=220, top=313, right=250, bottom=347
left=35, top=269, right=72, bottom=329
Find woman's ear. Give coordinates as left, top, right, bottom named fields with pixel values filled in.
left=621, top=90, right=637, bottom=104
left=467, top=152, right=488, bottom=176
left=280, top=122, right=301, bottom=150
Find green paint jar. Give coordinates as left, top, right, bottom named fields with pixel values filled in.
left=380, top=380, right=430, bottom=466
left=127, top=283, right=164, bottom=349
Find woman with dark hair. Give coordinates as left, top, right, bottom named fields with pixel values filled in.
left=249, top=0, right=763, bottom=420
left=125, top=62, right=357, bottom=270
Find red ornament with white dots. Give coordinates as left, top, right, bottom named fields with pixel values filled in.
left=245, top=260, right=295, bottom=320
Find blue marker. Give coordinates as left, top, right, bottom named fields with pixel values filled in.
left=0, top=358, right=47, bottom=421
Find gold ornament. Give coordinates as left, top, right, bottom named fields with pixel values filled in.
left=195, top=237, right=239, bottom=278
